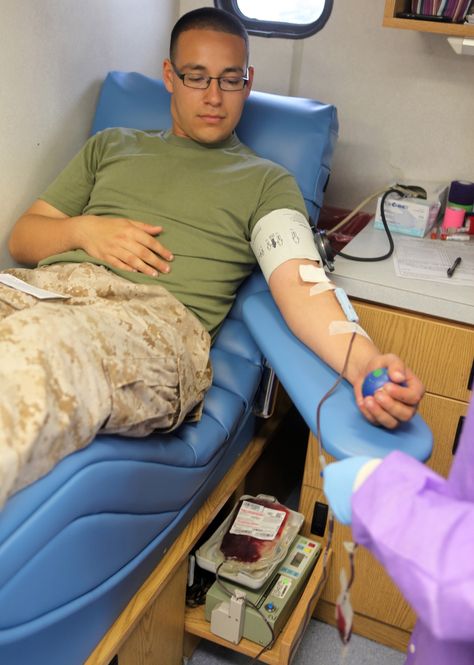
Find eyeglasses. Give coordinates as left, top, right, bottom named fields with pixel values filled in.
left=171, top=63, right=249, bottom=91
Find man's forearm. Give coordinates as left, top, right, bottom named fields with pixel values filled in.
left=8, top=212, right=82, bottom=265
left=268, top=259, right=424, bottom=428
left=269, top=259, right=380, bottom=384
left=275, top=288, right=379, bottom=384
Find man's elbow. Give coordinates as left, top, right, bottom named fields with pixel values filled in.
left=8, top=220, right=32, bottom=265
left=7, top=227, right=20, bottom=262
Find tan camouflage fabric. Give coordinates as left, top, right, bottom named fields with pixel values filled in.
left=0, top=263, right=212, bottom=507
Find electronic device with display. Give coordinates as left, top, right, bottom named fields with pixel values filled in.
left=205, top=535, right=321, bottom=646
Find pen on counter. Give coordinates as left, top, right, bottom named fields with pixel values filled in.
left=447, top=256, right=462, bottom=278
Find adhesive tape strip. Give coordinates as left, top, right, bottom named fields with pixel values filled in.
left=329, top=320, right=371, bottom=340
left=448, top=180, right=474, bottom=210
left=299, top=264, right=330, bottom=283
left=309, top=282, right=336, bottom=296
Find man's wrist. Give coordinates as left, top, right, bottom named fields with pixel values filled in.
left=69, top=214, right=90, bottom=251
left=345, top=342, right=380, bottom=385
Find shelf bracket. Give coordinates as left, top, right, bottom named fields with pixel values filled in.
left=447, top=37, right=474, bottom=55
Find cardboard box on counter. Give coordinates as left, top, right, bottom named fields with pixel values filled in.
left=374, top=182, right=448, bottom=237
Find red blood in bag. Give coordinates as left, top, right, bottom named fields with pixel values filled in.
left=220, top=498, right=289, bottom=563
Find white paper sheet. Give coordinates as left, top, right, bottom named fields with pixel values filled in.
left=393, top=237, right=474, bottom=286
left=0, top=273, right=69, bottom=299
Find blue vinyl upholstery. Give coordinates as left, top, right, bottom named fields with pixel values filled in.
left=0, top=272, right=266, bottom=665
left=0, top=71, right=431, bottom=665
left=242, top=291, right=432, bottom=460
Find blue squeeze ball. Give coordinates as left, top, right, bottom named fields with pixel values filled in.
left=362, top=368, right=391, bottom=397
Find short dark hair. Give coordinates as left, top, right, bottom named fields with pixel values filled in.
left=170, top=7, right=249, bottom=63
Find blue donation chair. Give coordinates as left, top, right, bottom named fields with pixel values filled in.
left=0, top=72, right=432, bottom=665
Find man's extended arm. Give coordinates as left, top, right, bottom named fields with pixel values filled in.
left=269, top=258, right=424, bottom=428
left=8, top=199, right=173, bottom=276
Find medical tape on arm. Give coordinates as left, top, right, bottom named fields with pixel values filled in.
left=298, top=264, right=336, bottom=295
left=329, top=320, right=371, bottom=340
left=250, top=209, right=321, bottom=282
left=309, top=282, right=336, bottom=296
left=300, top=267, right=370, bottom=338
left=330, top=289, right=371, bottom=339
left=300, top=266, right=370, bottom=339
left=251, top=212, right=370, bottom=340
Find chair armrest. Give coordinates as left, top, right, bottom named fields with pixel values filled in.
left=242, top=290, right=433, bottom=462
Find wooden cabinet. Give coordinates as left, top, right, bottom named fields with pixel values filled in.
left=298, top=300, right=473, bottom=651
left=116, top=560, right=188, bottom=665
left=384, top=0, right=474, bottom=36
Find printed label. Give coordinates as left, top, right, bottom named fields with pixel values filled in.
left=229, top=501, right=286, bottom=540
left=271, top=575, right=292, bottom=599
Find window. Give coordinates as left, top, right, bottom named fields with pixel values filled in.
left=215, top=0, right=333, bottom=39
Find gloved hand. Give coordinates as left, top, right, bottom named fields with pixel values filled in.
left=323, top=456, right=378, bottom=525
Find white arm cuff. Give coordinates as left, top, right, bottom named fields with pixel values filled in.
left=250, top=208, right=321, bottom=282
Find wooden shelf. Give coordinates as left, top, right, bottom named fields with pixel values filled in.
left=184, top=550, right=331, bottom=665
left=383, top=0, right=474, bottom=36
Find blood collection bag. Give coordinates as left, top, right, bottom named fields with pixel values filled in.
left=220, top=496, right=290, bottom=564
left=195, top=495, right=304, bottom=587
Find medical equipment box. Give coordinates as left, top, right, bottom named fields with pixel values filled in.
left=374, top=182, right=448, bottom=237
left=205, top=535, right=321, bottom=646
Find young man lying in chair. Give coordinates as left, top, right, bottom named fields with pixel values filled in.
left=1, top=7, right=424, bottom=508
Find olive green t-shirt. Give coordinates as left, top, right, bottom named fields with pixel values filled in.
left=39, top=128, right=307, bottom=337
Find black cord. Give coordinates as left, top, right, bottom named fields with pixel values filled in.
left=338, top=188, right=398, bottom=262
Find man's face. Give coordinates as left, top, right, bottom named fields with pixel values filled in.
left=163, top=29, right=254, bottom=144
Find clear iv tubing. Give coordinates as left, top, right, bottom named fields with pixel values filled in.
left=325, top=183, right=419, bottom=237
left=316, top=331, right=358, bottom=470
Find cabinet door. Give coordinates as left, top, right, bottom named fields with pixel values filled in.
left=418, top=394, right=469, bottom=477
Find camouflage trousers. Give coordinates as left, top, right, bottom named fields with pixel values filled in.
left=0, top=263, right=212, bottom=506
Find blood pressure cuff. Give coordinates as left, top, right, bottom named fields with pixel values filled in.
left=250, top=208, right=321, bottom=281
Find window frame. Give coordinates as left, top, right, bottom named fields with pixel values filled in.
left=215, top=0, right=333, bottom=39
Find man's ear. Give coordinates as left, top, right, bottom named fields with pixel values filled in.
left=245, top=65, right=255, bottom=98
left=162, top=59, right=174, bottom=93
